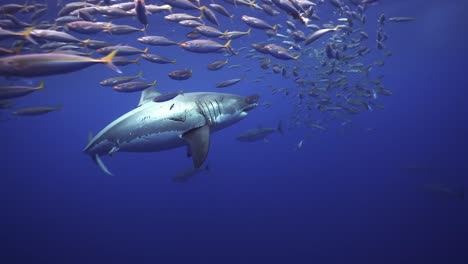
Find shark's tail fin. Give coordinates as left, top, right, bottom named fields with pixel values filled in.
left=93, top=154, right=113, bottom=176
left=277, top=120, right=284, bottom=135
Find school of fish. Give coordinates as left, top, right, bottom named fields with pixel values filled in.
left=0, top=0, right=415, bottom=175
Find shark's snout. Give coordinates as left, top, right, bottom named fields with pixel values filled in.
left=243, top=94, right=260, bottom=112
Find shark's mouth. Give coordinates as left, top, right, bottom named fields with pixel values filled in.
left=243, top=94, right=260, bottom=112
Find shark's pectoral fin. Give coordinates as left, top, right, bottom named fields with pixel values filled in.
left=182, top=125, right=210, bottom=168
left=93, top=154, right=113, bottom=176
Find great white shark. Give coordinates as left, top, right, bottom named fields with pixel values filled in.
left=84, top=88, right=259, bottom=175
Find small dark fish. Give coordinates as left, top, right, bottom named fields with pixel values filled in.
left=141, top=53, right=176, bottom=64
left=104, top=25, right=145, bottom=35
left=241, top=15, right=277, bottom=31
left=0, top=81, right=44, bottom=99
left=137, top=36, right=179, bottom=46
left=186, top=31, right=201, bottom=39
left=304, top=26, right=340, bottom=46
left=0, top=50, right=120, bottom=77
left=0, top=100, right=14, bottom=109
left=388, top=17, right=415, bottom=23
left=215, top=76, right=245, bottom=88
left=112, top=56, right=140, bottom=66
left=179, top=39, right=233, bottom=54
left=13, top=105, right=62, bottom=116
left=113, top=80, right=157, bottom=92
left=168, top=69, right=192, bottom=80
left=195, top=25, right=224, bottom=38
left=179, top=19, right=204, bottom=28
left=207, top=59, right=228, bottom=71
left=153, top=90, right=184, bottom=102
left=100, top=72, right=143, bottom=86
left=265, top=44, right=300, bottom=60
left=97, top=45, right=148, bottom=56
left=160, top=0, right=199, bottom=10
left=236, top=121, right=283, bottom=142
left=135, top=0, right=148, bottom=28
left=209, top=4, right=233, bottom=19
left=83, top=40, right=113, bottom=50
left=66, top=21, right=107, bottom=34
left=200, top=6, right=219, bottom=26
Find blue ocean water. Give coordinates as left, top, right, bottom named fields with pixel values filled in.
left=1, top=0, right=467, bottom=263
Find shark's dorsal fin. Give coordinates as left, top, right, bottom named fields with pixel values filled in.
left=137, top=87, right=161, bottom=108
left=182, top=125, right=210, bottom=168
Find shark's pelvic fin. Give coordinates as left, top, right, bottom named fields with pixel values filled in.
left=137, top=87, right=161, bottom=108
left=93, top=154, right=113, bottom=176
left=182, top=125, right=210, bottom=168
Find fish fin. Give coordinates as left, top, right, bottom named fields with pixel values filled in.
left=101, top=49, right=122, bottom=74
left=88, top=131, right=94, bottom=143
left=136, top=71, right=143, bottom=78
left=21, top=27, right=37, bottom=45
left=224, top=39, right=232, bottom=49
left=93, top=154, right=113, bottom=176
left=37, top=81, right=44, bottom=90
left=182, top=125, right=210, bottom=169
left=134, top=57, right=140, bottom=65
left=277, top=120, right=284, bottom=135
left=137, top=87, right=161, bottom=107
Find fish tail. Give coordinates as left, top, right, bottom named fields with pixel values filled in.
left=21, top=27, right=37, bottom=45
left=134, top=57, right=140, bottom=65
left=224, top=39, right=232, bottom=49
left=151, top=80, right=157, bottom=86
left=101, top=49, right=122, bottom=74
left=246, top=28, right=252, bottom=36
left=37, top=81, right=45, bottom=90
left=171, top=59, right=176, bottom=64
left=293, top=54, right=301, bottom=60
left=136, top=71, right=143, bottom=78
left=55, top=104, right=63, bottom=110
left=143, top=47, right=148, bottom=54
left=277, top=120, right=284, bottom=135
left=81, top=38, right=90, bottom=46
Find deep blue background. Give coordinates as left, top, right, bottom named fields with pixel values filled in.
left=1, top=0, right=467, bottom=263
